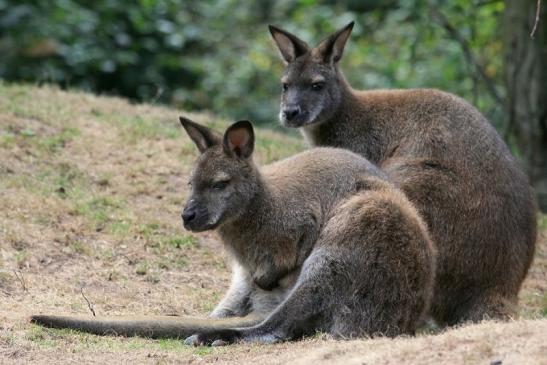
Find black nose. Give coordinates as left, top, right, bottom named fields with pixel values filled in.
left=182, top=208, right=196, bottom=223
left=283, top=106, right=301, bottom=121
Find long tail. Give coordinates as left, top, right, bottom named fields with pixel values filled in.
left=30, top=314, right=261, bottom=339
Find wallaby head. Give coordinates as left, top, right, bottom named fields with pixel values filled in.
left=179, top=117, right=259, bottom=232
left=269, top=21, right=354, bottom=127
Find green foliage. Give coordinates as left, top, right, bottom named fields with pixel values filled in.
left=0, top=0, right=505, bottom=127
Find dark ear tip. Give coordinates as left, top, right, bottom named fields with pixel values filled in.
left=179, top=116, right=191, bottom=126
left=231, top=120, right=254, bottom=131
left=268, top=24, right=280, bottom=35
left=344, top=21, right=355, bottom=31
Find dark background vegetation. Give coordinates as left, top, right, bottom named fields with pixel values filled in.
left=0, top=0, right=545, bottom=209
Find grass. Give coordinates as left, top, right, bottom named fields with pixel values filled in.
left=0, top=82, right=545, bottom=364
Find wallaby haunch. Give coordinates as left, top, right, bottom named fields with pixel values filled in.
left=32, top=117, right=436, bottom=344
left=269, top=21, right=537, bottom=325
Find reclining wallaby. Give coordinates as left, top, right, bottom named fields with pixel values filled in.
left=32, top=117, right=436, bottom=345
left=269, top=21, right=537, bottom=325
left=180, top=117, right=436, bottom=344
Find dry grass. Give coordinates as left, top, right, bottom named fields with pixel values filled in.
left=0, top=83, right=545, bottom=364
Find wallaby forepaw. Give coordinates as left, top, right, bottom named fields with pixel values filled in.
left=184, top=334, right=201, bottom=346
left=211, top=339, right=229, bottom=346
left=183, top=329, right=241, bottom=346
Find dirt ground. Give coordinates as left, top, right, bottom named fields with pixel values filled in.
left=1, top=83, right=546, bottom=364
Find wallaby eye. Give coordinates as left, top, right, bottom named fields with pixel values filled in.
left=311, top=82, right=324, bottom=91
left=212, top=180, right=230, bottom=190
left=282, top=83, right=289, bottom=92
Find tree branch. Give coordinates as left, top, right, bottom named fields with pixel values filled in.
left=428, top=3, right=504, bottom=106
left=531, top=0, right=542, bottom=38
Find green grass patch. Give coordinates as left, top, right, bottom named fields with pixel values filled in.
left=69, top=240, right=91, bottom=255
left=25, top=326, right=62, bottom=348
left=163, top=235, right=197, bottom=249
left=36, top=127, right=80, bottom=153
left=255, top=135, right=303, bottom=163
left=0, top=131, right=16, bottom=147
left=137, top=222, right=196, bottom=252
left=135, top=261, right=149, bottom=275
left=93, top=111, right=179, bottom=143
left=14, top=251, right=28, bottom=267
left=76, top=196, right=125, bottom=228
left=538, top=214, right=547, bottom=232
left=0, top=124, right=79, bottom=156
left=541, top=292, right=547, bottom=318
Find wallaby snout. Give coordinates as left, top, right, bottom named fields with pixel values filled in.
left=181, top=199, right=210, bottom=232
left=281, top=105, right=302, bottom=124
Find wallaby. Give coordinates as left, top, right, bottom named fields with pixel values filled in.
left=32, top=117, right=436, bottom=345
left=269, top=21, right=537, bottom=325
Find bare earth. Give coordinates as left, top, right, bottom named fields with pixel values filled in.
left=1, top=83, right=546, bottom=364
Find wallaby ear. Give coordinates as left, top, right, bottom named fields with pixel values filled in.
left=223, top=120, right=255, bottom=159
left=312, top=21, right=354, bottom=64
left=269, top=25, right=310, bottom=64
left=179, top=116, right=222, bottom=153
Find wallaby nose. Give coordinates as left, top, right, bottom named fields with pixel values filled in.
left=283, top=106, right=301, bottom=121
left=182, top=208, right=196, bottom=223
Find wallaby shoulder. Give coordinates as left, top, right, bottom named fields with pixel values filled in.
left=262, top=147, right=384, bottom=186
left=220, top=147, right=386, bottom=292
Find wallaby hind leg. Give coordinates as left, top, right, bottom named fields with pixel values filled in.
left=445, top=290, right=518, bottom=325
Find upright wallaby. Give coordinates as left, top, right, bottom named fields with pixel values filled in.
left=269, top=21, right=537, bottom=325
left=32, top=117, right=436, bottom=345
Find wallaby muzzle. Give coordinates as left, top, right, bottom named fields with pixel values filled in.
left=181, top=199, right=211, bottom=232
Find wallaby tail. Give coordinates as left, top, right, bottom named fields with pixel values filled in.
left=30, top=314, right=261, bottom=339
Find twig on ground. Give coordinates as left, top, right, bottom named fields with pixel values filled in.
left=531, top=0, right=542, bottom=38
left=13, top=270, right=27, bottom=292
left=80, top=286, right=96, bottom=316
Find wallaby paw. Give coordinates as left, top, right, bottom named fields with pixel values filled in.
left=211, top=339, right=228, bottom=346
left=183, top=329, right=241, bottom=346
left=184, top=335, right=200, bottom=346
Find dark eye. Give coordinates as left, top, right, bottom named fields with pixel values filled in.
left=311, top=82, right=324, bottom=91
left=282, top=83, right=288, bottom=92
left=212, top=180, right=230, bottom=190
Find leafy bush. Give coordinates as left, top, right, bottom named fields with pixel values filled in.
left=0, top=0, right=504, bottom=127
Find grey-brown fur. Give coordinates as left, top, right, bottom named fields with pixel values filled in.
left=180, top=118, right=435, bottom=345
left=269, top=22, right=537, bottom=325
left=31, top=117, right=436, bottom=343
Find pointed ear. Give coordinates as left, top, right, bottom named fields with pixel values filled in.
left=313, top=21, right=354, bottom=64
left=269, top=25, right=310, bottom=64
left=223, top=120, right=255, bottom=159
left=179, top=116, right=222, bottom=153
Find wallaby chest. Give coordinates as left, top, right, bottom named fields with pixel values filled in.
left=220, top=207, right=318, bottom=291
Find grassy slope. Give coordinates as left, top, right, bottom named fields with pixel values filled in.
left=0, top=83, right=545, bottom=364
